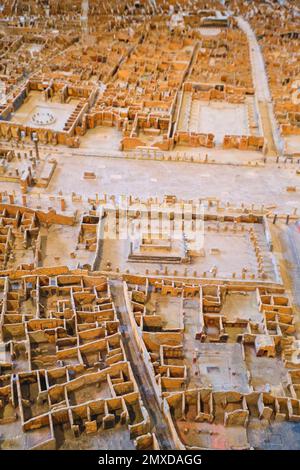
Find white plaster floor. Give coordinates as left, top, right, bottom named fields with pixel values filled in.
left=284, top=134, right=300, bottom=156
left=190, top=100, right=249, bottom=144
left=10, top=91, right=80, bottom=131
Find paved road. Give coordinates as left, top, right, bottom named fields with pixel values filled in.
left=81, top=0, right=89, bottom=35
left=109, top=280, right=175, bottom=449
left=237, top=17, right=283, bottom=156
left=237, top=17, right=271, bottom=102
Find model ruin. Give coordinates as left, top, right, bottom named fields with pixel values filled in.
left=0, top=0, right=299, bottom=452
